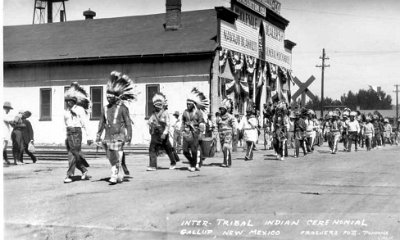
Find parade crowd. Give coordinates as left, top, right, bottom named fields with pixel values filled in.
left=3, top=71, right=399, bottom=185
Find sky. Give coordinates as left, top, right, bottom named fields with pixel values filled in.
left=3, top=0, right=400, bottom=104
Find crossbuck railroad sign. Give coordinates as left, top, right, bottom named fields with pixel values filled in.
left=291, top=75, right=316, bottom=105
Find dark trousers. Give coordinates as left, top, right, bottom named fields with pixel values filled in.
left=66, top=127, right=88, bottom=177
left=347, top=132, right=358, bottom=151
left=365, top=135, right=372, bottom=151
left=121, top=152, right=129, bottom=175
left=273, top=138, right=285, bottom=157
left=20, top=142, right=37, bottom=163
left=3, top=140, right=10, bottom=164
left=245, top=141, right=255, bottom=160
left=295, top=138, right=307, bottom=157
left=183, top=136, right=199, bottom=168
left=306, top=136, right=314, bottom=152
left=11, top=129, right=24, bottom=163
left=149, top=134, right=176, bottom=168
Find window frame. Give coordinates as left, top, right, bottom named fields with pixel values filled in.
left=39, top=88, right=52, bottom=121
left=90, top=86, right=103, bottom=120
left=145, top=84, right=160, bottom=119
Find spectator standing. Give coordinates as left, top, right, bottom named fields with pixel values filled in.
left=3, top=101, right=13, bottom=165
left=20, top=111, right=37, bottom=163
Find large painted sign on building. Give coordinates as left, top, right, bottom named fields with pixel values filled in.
left=220, top=20, right=259, bottom=58
left=230, top=0, right=291, bottom=69
left=263, top=20, right=291, bottom=68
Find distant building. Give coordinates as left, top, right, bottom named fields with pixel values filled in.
left=3, top=0, right=295, bottom=144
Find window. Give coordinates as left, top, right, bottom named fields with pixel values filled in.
left=40, top=88, right=52, bottom=121
left=90, top=86, right=103, bottom=120
left=146, top=84, right=160, bottom=119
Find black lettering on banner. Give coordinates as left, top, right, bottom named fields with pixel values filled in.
left=233, top=6, right=260, bottom=29
left=266, top=47, right=290, bottom=64
left=223, top=30, right=258, bottom=52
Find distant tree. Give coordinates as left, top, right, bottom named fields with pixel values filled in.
left=341, top=89, right=392, bottom=110
left=301, top=88, right=392, bottom=112
left=305, top=96, right=342, bottom=110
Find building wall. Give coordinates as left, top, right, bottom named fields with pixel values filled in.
left=4, top=57, right=212, bottom=144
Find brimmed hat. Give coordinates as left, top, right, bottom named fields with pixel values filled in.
left=350, top=111, right=357, bottom=117
left=384, top=118, right=389, bottom=123
left=3, top=101, right=13, bottom=109
left=326, top=111, right=333, bottom=119
left=173, top=111, right=180, bottom=116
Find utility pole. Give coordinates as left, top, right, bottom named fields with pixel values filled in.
left=316, top=48, right=330, bottom=118
left=395, top=84, right=400, bottom=128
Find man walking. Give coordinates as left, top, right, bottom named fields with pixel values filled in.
left=181, top=88, right=208, bottom=171
left=216, top=98, right=236, bottom=167
left=3, top=101, right=14, bottom=165
left=146, top=92, right=177, bottom=171
left=96, top=72, right=135, bottom=184
left=20, top=111, right=37, bottom=163
left=64, top=82, right=92, bottom=183
left=346, top=111, right=360, bottom=152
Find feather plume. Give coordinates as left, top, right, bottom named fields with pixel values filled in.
left=187, top=87, right=209, bottom=111
left=64, top=82, right=90, bottom=110
left=152, top=92, right=166, bottom=107
left=220, top=98, right=233, bottom=111
left=106, top=71, right=138, bottom=101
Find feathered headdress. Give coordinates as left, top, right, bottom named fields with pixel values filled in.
left=186, top=87, right=209, bottom=111
left=220, top=98, right=233, bottom=111
left=152, top=92, right=167, bottom=108
left=64, top=82, right=90, bottom=110
left=106, top=71, right=138, bottom=101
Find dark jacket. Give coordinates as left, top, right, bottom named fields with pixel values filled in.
left=97, top=102, right=132, bottom=142
left=181, top=109, right=204, bottom=134
left=294, top=118, right=307, bottom=139
left=21, top=119, right=34, bottom=144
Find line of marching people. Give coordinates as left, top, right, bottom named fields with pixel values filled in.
left=322, top=109, right=398, bottom=153
left=6, top=70, right=398, bottom=185
left=262, top=103, right=399, bottom=160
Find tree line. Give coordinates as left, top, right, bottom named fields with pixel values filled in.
left=304, top=88, right=392, bottom=110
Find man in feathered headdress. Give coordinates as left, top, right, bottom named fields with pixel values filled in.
left=96, top=71, right=136, bottom=184
left=64, top=82, right=92, bottom=183
left=147, top=92, right=178, bottom=171
left=181, top=88, right=208, bottom=171
left=216, top=98, right=236, bottom=167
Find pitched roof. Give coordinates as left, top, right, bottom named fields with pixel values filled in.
left=4, top=9, right=218, bottom=63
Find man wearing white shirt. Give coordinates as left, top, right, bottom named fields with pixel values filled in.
left=63, top=82, right=92, bottom=183
left=346, top=111, right=360, bottom=152
left=3, top=101, right=14, bottom=165
left=238, top=108, right=258, bottom=161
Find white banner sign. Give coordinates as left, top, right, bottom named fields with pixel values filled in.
left=220, top=20, right=259, bottom=58
left=263, top=20, right=291, bottom=68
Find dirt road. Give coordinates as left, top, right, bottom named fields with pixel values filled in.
left=4, top=143, right=400, bottom=239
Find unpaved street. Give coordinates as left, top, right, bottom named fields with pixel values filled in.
left=4, top=144, right=400, bottom=240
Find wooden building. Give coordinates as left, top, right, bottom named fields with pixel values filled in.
left=3, top=0, right=295, bottom=144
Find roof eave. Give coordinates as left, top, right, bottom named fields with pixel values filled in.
left=4, top=51, right=216, bottom=65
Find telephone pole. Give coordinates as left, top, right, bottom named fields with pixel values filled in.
left=316, top=48, right=330, bottom=118
left=395, top=84, right=400, bottom=128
